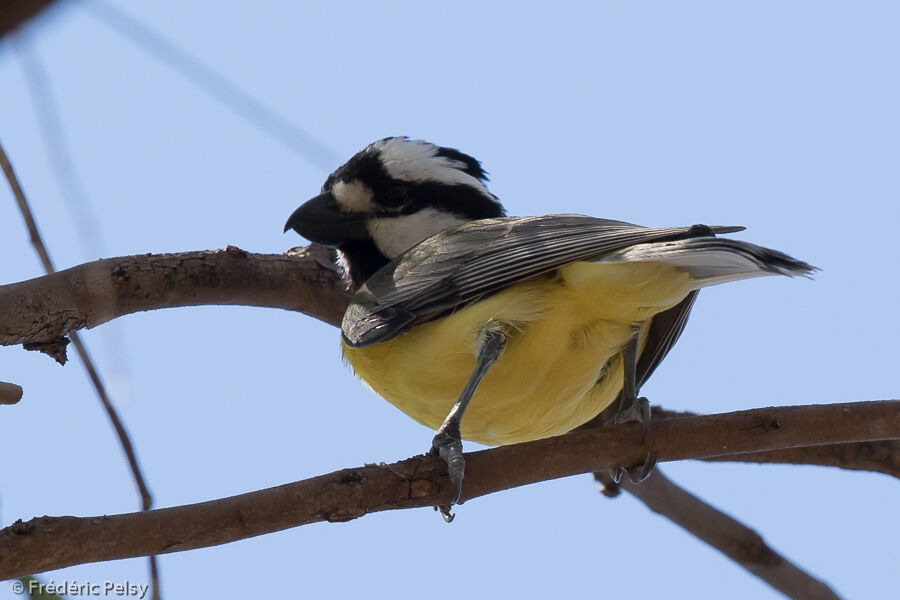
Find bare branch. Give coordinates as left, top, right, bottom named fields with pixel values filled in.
left=0, top=140, right=54, bottom=273
left=0, top=246, right=348, bottom=353
left=2, top=135, right=163, bottom=594
left=0, top=149, right=893, bottom=592
left=0, top=0, right=59, bottom=40
left=656, top=407, right=900, bottom=478
left=705, top=440, right=900, bottom=479
left=596, top=469, right=842, bottom=600
left=0, top=382, right=23, bottom=405
left=1, top=400, right=897, bottom=579
left=84, top=0, right=341, bottom=170
left=1, top=249, right=896, bottom=478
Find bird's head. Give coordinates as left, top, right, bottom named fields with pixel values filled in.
left=285, top=137, right=505, bottom=286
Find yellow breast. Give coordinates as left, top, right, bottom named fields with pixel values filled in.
left=342, top=261, right=694, bottom=445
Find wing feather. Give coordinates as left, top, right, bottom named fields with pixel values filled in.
left=342, top=214, right=735, bottom=347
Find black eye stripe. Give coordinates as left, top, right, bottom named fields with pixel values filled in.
left=383, top=186, right=410, bottom=208
left=386, top=183, right=505, bottom=219
left=320, top=140, right=505, bottom=220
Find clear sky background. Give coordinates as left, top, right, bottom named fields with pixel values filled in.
left=1, top=1, right=898, bottom=598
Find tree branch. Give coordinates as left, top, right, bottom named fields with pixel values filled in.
left=0, top=246, right=349, bottom=355
left=1, top=400, right=897, bottom=579
left=657, top=407, right=899, bottom=478
left=596, top=468, right=842, bottom=600
left=0, top=382, right=23, bottom=405
left=705, top=440, right=899, bottom=478
left=2, top=250, right=897, bottom=479
left=0, top=0, right=60, bottom=40
left=3, top=119, right=164, bottom=597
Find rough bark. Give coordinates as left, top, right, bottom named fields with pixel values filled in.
left=0, top=382, right=23, bottom=405
left=705, top=440, right=900, bottom=478
left=1, top=400, right=897, bottom=579
left=0, top=246, right=349, bottom=358
left=599, top=469, right=841, bottom=600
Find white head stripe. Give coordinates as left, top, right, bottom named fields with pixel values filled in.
left=372, top=138, right=493, bottom=199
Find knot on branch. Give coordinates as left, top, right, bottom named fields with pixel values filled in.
left=23, top=336, right=69, bottom=364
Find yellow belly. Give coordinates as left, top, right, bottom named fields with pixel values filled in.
left=342, top=261, right=694, bottom=445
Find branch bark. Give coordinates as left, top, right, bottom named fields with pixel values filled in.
left=1, top=400, right=897, bottom=579
left=2, top=250, right=897, bottom=478
left=0, top=246, right=349, bottom=355
left=0, top=382, right=23, bottom=405
left=705, top=440, right=900, bottom=478
left=3, top=125, right=164, bottom=598
left=598, top=469, right=842, bottom=600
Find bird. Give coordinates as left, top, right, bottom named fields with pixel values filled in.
left=284, top=136, right=815, bottom=518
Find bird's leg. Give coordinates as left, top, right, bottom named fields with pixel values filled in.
left=614, top=332, right=651, bottom=439
left=608, top=331, right=657, bottom=484
left=431, top=327, right=506, bottom=521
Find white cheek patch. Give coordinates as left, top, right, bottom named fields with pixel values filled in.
left=332, top=180, right=375, bottom=213
left=367, top=208, right=468, bottom=258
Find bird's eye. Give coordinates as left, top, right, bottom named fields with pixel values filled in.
left=383, top=185, right=410, bottom=208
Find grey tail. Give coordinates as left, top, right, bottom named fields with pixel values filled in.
left=598, top=238, right=817, bottom=288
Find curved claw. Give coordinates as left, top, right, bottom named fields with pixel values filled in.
left=624, top=452, right=658, bottom=484
left=607, top=466, right=623, bottom=485
left=608, top=451, right=658, bottom=485
left=431, top=434, right=466, bottom=505
left=439, top=441, right=465, bottom=504
left=436, top=505, right=456, bottom=523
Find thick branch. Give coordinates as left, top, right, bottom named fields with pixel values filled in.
left=607, top=469, right=841, bottom=600
left=0, top=246, right=349, bottom=352
left=1, top=400, right=897, bottom=578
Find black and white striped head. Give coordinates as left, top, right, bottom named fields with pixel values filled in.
left=285, top=137, right=505, bottom=286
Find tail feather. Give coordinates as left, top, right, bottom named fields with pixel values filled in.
left=598, top=238, right=817, bottom=288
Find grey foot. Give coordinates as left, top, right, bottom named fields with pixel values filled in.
left=614, top=396, right=651, bottom=444
left=430, top=431, right=465, bottom=520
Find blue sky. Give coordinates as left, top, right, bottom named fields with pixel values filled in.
left=1, top=1, right=898, bottom=598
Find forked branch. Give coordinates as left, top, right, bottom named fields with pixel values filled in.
left=1, top=400, right=897, bottom=579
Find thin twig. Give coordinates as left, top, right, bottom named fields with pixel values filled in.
left=0, top=139, right=54, bottom=272
left=0, top=400, right=896, bottom=579
left=0, top=138, right=160, bottom=597
left=15, top=36, right=108, bottom=262
left=83, top=0, right=341, bottom=170
left=596, top=469, right=842, bottom=600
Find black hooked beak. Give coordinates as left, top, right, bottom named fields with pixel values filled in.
left=283, top=191, right=369, bottom=246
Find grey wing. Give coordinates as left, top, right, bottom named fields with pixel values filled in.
left=636, top=290, right=698, bottom=389
left=343, top=215, right=739, bottom=347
